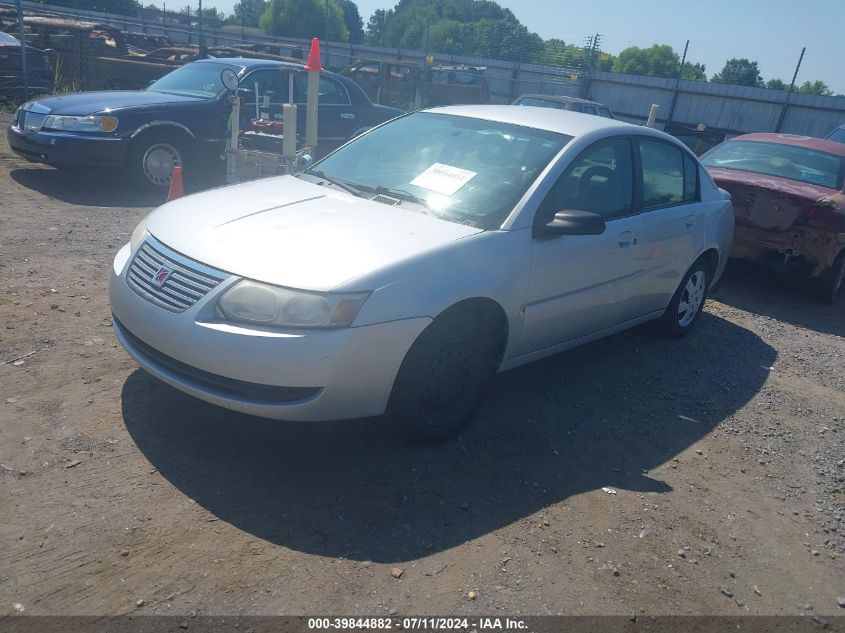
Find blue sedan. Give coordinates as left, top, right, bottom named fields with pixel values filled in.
left=7, top=58, right=404, bottom=191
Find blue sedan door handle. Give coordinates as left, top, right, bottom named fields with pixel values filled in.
left=340, top=113, right=356, bottom=119
left=618, top=231, right=634, bottom=247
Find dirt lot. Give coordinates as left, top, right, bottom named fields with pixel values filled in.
left=1, top=115, right=844, bottom=618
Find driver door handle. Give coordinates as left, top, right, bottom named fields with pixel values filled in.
left=618, top=231, right=637, bottom=247
left=340, top=113, right=356, bottom=119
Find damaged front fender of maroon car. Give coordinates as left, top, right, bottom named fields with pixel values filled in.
left=708, top=167, right=845, bottom=270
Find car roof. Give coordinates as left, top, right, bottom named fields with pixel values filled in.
left=516, top=94, right=607, bottom=107
left=729, top=133, right=845, bottom=157
left=424, top=104, right=634, bottom=137
left=192, top=57, right=305, bottom=71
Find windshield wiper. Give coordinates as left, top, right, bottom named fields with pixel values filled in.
left=302, top=169, right=365, bottom=198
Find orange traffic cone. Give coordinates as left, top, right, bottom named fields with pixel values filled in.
left=303, top=37, right=323, bottom=72
left=166, top=165, right=185, bottom=202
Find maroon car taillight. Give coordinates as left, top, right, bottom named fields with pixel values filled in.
left=808, top=206, right=845, bottom=233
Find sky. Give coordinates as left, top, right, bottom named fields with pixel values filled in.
left=205, top=0, right=845, bottom=94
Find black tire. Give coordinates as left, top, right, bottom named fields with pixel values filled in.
left=809, top=250, right=845, bottom=304
left=127, top=130, right=190, bottom=192
left=656, top=260, right=711, bottom=338
left=387, top=310, right=497, bottom=444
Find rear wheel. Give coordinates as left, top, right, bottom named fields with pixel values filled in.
left=656, top=261, right=710, bottom=338
left=388, top=311, right=496, bottom=444
left=128, top=130, right=190, bottom=192
left=810, top=250, right=845, bottom=304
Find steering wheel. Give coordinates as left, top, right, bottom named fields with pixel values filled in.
left=575, top=166, right=614, bottom=198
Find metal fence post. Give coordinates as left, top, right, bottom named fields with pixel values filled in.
left=666, top=39, right=689, bottom=125
left=776, top=47, right=805, bottom=132
left=15, top=0, right=28, bottom=101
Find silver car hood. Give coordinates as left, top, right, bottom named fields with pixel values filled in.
left=145, top=175, right=483, bottom=291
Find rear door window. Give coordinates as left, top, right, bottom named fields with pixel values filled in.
left=638, top=139, right=684, bottom=208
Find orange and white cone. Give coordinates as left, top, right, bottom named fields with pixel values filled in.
left=166, top=165, right=185, bottom=202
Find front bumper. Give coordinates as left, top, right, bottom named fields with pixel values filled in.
left=110, top=242, right=430, bottom=422
left=6, top=123, right=128, bottom=167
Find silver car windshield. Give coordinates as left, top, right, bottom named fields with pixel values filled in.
left=311, top=112, right=572, bottom=229
left=148, top=63, right=242, bottom=99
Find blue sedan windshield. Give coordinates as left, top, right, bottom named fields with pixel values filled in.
left=148, top=63, right=242, bottom=99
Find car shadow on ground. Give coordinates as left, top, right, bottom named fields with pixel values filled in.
left=10, top=167, right=166, bottom=208
left=9, top=158, right=226, bottom=208
left=122, top=313, right=775, bottom=563
left=712, top=260, right=844, bottom=338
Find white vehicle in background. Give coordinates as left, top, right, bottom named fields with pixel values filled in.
left=110, top=105, right=734, bottom=443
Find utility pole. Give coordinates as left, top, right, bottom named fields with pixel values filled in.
left=776, top=47, right=805, bottom=132
left=580, top=33, right=601, bottom=99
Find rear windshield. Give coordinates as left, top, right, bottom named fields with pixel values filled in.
left=148, top=62, right=242, bottom=99
left=827, top=128, right=845, bottom=145
left=701, top=140, right=844, bottom=189
left=516, top=97, right=566, bottom=110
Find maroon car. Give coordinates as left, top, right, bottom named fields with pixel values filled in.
left=701, top=133, right=845, bottom=303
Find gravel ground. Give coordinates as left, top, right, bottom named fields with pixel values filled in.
left=1, top=114, right=843, bottom=617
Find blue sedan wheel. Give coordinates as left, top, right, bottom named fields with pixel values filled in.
left=129, top=130, right=189, bottom=191
left=142, top=142, right=182, bottom=187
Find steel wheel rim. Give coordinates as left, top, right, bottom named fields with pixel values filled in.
left=142, top=143, right=181, bottom=187
left=678, top=270, right=706, bottom=328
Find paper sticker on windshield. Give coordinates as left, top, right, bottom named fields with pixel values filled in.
left=410, top=163, right=477, bottom=196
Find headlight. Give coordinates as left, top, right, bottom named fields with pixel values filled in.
left=43, top=115, right=119, bottom=133
left=217, top=280, right=369, bottom=329
left=129, top=221, right=149, bottom=253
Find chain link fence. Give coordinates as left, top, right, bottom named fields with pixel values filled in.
left=3, top=0, right=844, bottom=137
left=0, top=1, right=589, bottom=111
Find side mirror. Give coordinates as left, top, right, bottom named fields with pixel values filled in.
left=296, top=153, right=314, bottom=169
left=534, top=209, right=606, bottom=238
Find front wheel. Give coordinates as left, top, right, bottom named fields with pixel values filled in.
left=656, top=261, right=710, bottom=338
left=387, top=311, right=496, bottom=444
left=128, top=131, right=189, bottom=192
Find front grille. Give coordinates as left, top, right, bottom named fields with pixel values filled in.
left=114, top=317, right=321, bottom=404
left=22, top=110, right=46, bottom=133
left=126, top=240, right=227, bottom=312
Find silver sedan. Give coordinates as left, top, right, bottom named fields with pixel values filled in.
left=110, top=105, right=734, bottom=442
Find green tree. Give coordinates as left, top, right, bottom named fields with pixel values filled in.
left=233, top=0, right=267, bottom=28
left=766, top=78, right=788, bottom=91
left=199, top=6, right=224, bottom=26
left=537, top=38, right=585, bottom=68
left=797, top=80, right=833, bottom=96
left=365, top=9, right=391, bottom=45
left=260, top=0, right=348, bottom=41
left=680, top=61, right=706, bottom=81
left=711, top=58, right=763, bottom=86
left=612, top=44, right=682, bottom=78
left=338, top=0, right=364, bottom=43
left=364, top=0, right=542, bottom=62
